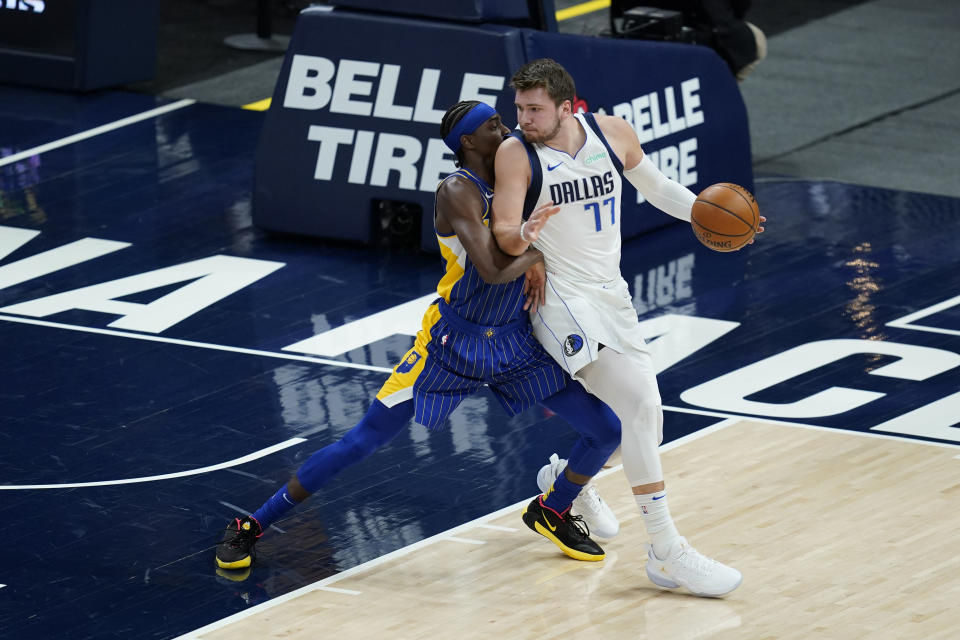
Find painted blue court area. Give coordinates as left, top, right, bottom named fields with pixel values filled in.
left=1, top=86, right=958, bottom=639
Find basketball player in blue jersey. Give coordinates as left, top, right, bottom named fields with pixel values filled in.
left=216, top=101, right=624, bottom=571
left=492, top=58, right=765, bottom=598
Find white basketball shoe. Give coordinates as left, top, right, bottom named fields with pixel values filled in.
left=536, top=453, right=620, bottom=539
left=645, top=537, right=742, bottom=597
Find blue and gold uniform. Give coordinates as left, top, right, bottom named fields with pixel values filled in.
left=375, top=168, right=567, bottom=429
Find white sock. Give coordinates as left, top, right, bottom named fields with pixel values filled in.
left=635, top=491, right=680, bottom=559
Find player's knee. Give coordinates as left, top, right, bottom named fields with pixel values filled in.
left=340, top=427, right=382, bottom=460
left=340, top=400, right=409, bottom=459
left=593, top=406, right=622, bottom=453
left=627, top=400, right=663, bottom=440
left=634, top=396, right=661, bottom=415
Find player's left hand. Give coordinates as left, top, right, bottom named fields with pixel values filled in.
left=523, top=262, right=547, bottom=313
left=521, top=201, right=561, bottom=244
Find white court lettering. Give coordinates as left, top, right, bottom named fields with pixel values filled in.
left=0, top=255, right=285, bottom=333
left=681, top=339, right=960, bottom=418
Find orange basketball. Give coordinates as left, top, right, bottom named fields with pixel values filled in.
left=691, top=183, right=760, bottom=252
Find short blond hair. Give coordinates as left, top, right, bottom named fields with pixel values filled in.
left=509, top=58, right=576, bottom=107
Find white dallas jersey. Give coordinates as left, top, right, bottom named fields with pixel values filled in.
left=520, top=112, right=624, bottom=283
left=516, top=113, right=651, bottom=376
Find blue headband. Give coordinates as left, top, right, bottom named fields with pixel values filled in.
left=443, top=102, right=497, bottom=154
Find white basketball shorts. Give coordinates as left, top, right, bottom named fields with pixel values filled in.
left=531, top=272, right=650, bottom=380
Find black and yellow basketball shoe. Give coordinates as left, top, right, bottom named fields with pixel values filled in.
left=522, top=495, right=605, bottom=561
left=216, top=516, right=263, bottom=569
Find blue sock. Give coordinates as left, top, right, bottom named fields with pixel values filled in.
left=251, top=484, right=300, bottom=530
left=542, top=468, right=584, bottom=515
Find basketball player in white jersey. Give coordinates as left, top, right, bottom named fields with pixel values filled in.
left=492, top=58, right=764, bottom=597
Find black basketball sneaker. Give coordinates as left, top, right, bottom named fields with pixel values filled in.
left=216, top=516, right=263, bottom=569
left=522, top=495, right=605, bottom=561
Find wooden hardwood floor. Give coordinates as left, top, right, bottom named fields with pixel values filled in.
left=190, top=419, right=960, bottom=639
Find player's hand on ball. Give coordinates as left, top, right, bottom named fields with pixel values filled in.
left=747, top=216, right=767, bottom=244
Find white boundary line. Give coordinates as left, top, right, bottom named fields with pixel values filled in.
left=445, top=536, right=486, bottom=545
left=317, top=586, right=361, bottom=596
left=0, top=315, right=393, bottom=374
left=0, top=99, right=196, bottom=168
left=0, top=438, right=306, bottom=490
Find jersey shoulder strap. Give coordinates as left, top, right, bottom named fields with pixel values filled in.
left=581, top=112, right=624, bottom=174
left=508, top=130, right=542, bottom=221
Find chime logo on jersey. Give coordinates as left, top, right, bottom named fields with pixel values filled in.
left=564, top=334, right=584, bottom=356
left=396, top=351, right=421, bottom=373
left=584, top=151, right=607, bottom=165
left=548, top=171, right=614, bottom=206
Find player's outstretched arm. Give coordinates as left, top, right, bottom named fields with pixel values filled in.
left=437, top=175, right=543, bottom=284
left=598, top=114, right=695, bottom=223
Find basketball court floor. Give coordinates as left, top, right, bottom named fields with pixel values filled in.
left=1, top=78, right=959, bottom=638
